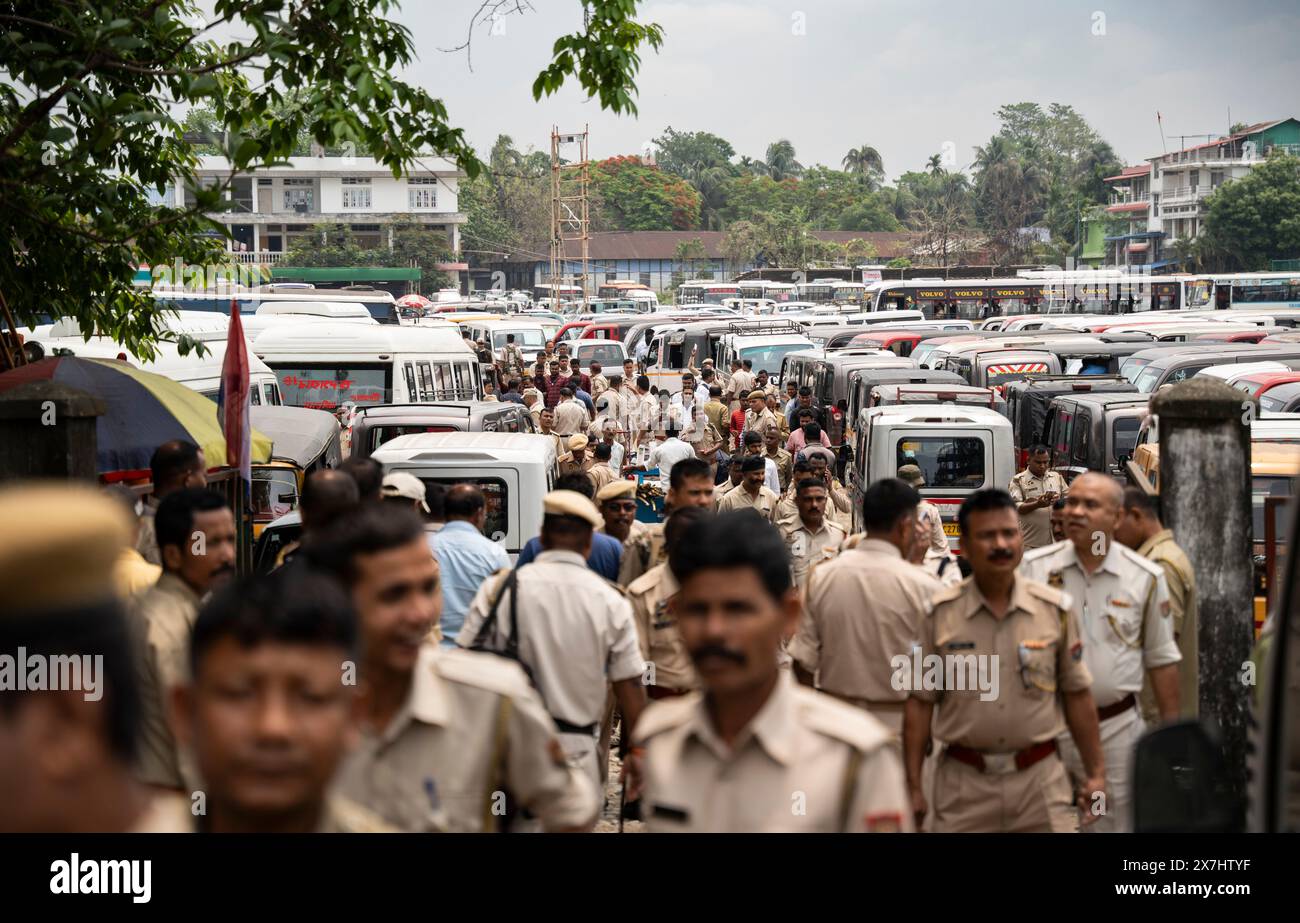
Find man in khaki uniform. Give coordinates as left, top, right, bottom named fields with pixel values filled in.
left=136, top=439, right=208, bottom=565
left=805, top=451, right=852, bottom=531
left=1020, top=473, right=1181, bottom=833
left=626, top=508, right=705, bottom=700
left=311, top=504, right=600, bottom=832
left=0, top=484, right=191, bottom=833
left=1115, top=486, right=1199, bottom=723
left=554, top=386, right=589, bottom=437
left=596, top=478, right=644, bottom=545
left=558, top=433, right=593, bottom=478
left=898, top=464, right=949, bottom=555
left=727, top=359, right=755, bottom=404
left=781, top=477, right=846, bottom=588
left=743, top=390, right=778, bottom=437
left=903, top=489, right=1107, bottom=833
left=1008, top=445, right=1067, bottom=550
left=498, top=333, right=526, bottom=380
left=634, top=511, right=912, bottom=832
left=170, top=568, right=395, bottom=832
left=764, top=422, right=794, bottom=492
left=714, top=455, right=745, bottom=506
left=701, top=385, right=730, bottom=437
left=459, top=491, right=647, bottom=789
left=587, top=444, right=617, bottom=493
left=588, top=361, right=609, bottom=398
left=130, top=488, right=237, bottom=791
left=717, top=455, right=779, bottom=520
left=791, top=478, right=939, bottom=736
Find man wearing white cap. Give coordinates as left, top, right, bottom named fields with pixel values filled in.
left=381, top=471, right=430, bottom=516
left=458, top=490, right=647, bottom=788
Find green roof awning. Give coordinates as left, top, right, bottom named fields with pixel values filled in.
left=271, top=266, right=421, bottom=282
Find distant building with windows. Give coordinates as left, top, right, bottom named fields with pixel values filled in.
left=182, top=155, right=466, bottom=261
left=473, top=230, right=916, bottom=294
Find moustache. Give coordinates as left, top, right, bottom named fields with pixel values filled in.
left=690, top=644, right=747, bottom=667
left=988, top=549, right=1015, bottom=561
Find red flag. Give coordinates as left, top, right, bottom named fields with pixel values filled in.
left=217, top=299, right=251, bottom=483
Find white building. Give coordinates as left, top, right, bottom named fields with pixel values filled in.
left=186, top=155, right=466, bottom=260
left=1146, top=118, right=1300, bottom=266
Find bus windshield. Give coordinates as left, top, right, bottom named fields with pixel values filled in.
left=741, top=343, right=812, bottom=378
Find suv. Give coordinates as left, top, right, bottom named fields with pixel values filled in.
left=1042, top=392, right=1150, bottom=479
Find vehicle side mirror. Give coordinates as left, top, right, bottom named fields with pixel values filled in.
left=1132, top=720, right=1243, bottom=832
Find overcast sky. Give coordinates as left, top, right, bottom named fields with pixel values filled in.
left=393, top=0, right=1300, bottom=179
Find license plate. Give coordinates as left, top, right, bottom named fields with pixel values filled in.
left=943, top=522, right=960, bottom=536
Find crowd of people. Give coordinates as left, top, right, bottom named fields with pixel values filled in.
left=0, top=393, right=1200, bottom=831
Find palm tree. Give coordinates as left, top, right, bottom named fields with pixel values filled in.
left=973, top=135, right=1012, bottom=173
left=764, top=140, right=802, bottom=181
left=842, top=144, right=884, bottom=177
left=926, top=153, right=943, bottom=175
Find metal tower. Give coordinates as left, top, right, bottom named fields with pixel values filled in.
left=548, top=125, right=590, bottom=307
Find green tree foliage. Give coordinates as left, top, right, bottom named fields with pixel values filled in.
left=591, top=156, right=701, bottom=230
left=0, top=0, right=663, bottom=356
left=460, top=134, right=551, bottom=266
left=842, top=144, right=884, bottom=189
left=762, top=139, right=803, bottom=181
left=1201, top=156, right=1300, bottom=270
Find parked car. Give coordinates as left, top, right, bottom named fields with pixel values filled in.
left=1043, top=392, right=1151, bottom=479
left=347, top=400, right=536, bottom=459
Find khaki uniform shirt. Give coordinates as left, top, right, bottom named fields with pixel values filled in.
left=457, top=551, right=645, bottom=728
left=744, top=407, right=778, bottom=436
left=128, top=572, right=205, bottom=789
left=590, top=373, right=609, bottom=397
left=914, top=577, right=1093, bottom=751
left=1135, top=529, right=1198, bottom=722
left=713, top=480, right=741, bottom=507
left=781, top=517, right=846, bottom=588
left=635, top=671, right=912, bottom=832
left=115, top=547, right=161, bottom=599
left=791, top=539, right=941, bottom=704
left=1008, top=469, right=1068, bottom=550
left=1020, top=540, right=1180, bottom=712
left=702, top=400, right=731, bottom=438
left=766, top=446, right=794, bottom=493
left=336, top=645, right=600, bottom=832
left=626, top=564, right=698, bottom=693
left=717, top=484, right=779, bottom=520
left=728, top=370, right=756, bottom=402
left=587, top=463, right=616, bottom=494
left=554, top=398, right=589, bottom=436
left=618, top=521, right=665, bottom=586
left=917, top=500, right=950, bottom=555
left=559, top=455, right=594, bottom=478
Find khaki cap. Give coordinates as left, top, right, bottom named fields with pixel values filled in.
left=747, top=390, right=767, bottom=401
left=568, top=433, right=589, bottom=451
left=542, top=490, right=603, bottom=529
left=596, top=479, right=637, bottom=503
left=897, top=464, right=926, bottom=488
left=0, top=482, right=132, bottom=613
left=381, top=471, right=430, bottom=513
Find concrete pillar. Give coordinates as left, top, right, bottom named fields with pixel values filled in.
left=0, top=381, right=105, bottom=481
left=1149, top=378, right=1253, bottom=802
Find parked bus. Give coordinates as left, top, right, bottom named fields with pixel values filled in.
left=871, top=279, right=1048, bottom=319
left=149, top=286, right=401, bottom=324
left=737, top=280, right=798, bottom=303
left=675, top=280, right=742, bottom=306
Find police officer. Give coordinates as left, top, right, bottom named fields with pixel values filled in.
left=717, top=455, right=779, bottom=519
left=626, top=506, right=705, bottom=701
left=130, top=488, right=237, bottom=791
left=1115, top=487, right=1199, bottom=722
left=0, top=484, right=181, bottom=832
left=903, top=489, right=1106, bottom=833
left=791, top=479, right=939, bottom=736
left=634, top=511, right=911, bottom=832
left=1009, top=444, right=1067, bottom=551
left=311, top=504, right=600, bottom=832
left=169, top=569, right=394, bottom=832
left=1020, top=472, right=1180, bottom=833
left=780, top=476, right=846, bottom=589
left=459, top=491, right=647, bottom=791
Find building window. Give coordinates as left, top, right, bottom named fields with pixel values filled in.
left=283, top=178, right=313, bottom=213
left=342, top=177, right=371, bottom=209
left=1211, top=169, right=1224, bottom=188
left=409, top=177, right=438, bottom=209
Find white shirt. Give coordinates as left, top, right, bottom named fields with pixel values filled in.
left=649, top=437, right=697, bottom=492
left=1020, top=539, right=1180, bottom=712
left=456, top=550, right=644, bottom=728
left=606, top=440, right=625, bottom=472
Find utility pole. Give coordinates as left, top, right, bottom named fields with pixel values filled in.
left=549, top=125, right=590, bottom=308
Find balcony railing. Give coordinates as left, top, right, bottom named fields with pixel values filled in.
left=226, top=251, right=285, bottom=264
left=1108, top=193, right=1150, bottom=206
left=1160, top=185, right=1212, bottom=205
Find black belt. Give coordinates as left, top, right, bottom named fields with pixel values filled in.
left=554, top=718, right=598, bottom=735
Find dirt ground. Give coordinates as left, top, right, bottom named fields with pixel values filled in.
left=593, top=723, right=644, bottom=833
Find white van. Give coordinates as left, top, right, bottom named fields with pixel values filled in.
left=571, top=338, right=628, bottom=370
left=459, top=319, right=550, bottom=365
left=849, top=404, right=1014, bottom=549
left=370, top=432, right=558, bottom=559
left=253, top=322, right=480, bottom=411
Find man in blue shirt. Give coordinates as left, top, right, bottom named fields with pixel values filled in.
left=568, top=373, right=595, bottom=417
left=428, top=483, right=511, bottom=646
left=515, top=473, right=622, bottom=581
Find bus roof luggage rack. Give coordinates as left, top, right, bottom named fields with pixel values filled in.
left=726, top=320, right=805, bottom=336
